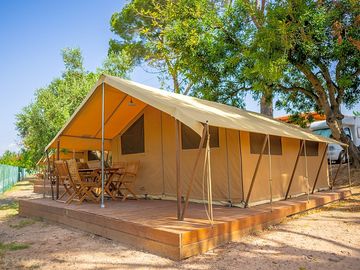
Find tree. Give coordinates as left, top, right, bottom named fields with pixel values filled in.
left=109, top=0, right=217, bottom=94
left=244, top=0, right=360, bottom=166
left=237, top=0, right=274, bottom=116
left=0, top=150, right=32, bottom=169
left=16, top=47, right=130, bottom=169
left=116, top=0, right=360, bottom=165
left=0, top=150, right=21, bottom=167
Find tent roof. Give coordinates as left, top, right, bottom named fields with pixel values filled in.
left=46, top=74, right=344, bottom=151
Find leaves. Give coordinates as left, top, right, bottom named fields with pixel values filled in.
left=14, top=48, right=132, bottom=169
left=109, top=0, right=219, bottom=94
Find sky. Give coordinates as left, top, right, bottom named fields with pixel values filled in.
left=0, top=0, right=359, bottom=155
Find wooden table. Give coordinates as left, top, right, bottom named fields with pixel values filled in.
left=78, top=167, right=125, bottom=200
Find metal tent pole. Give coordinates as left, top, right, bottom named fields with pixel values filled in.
left=101, top=82, right=105, bottom=208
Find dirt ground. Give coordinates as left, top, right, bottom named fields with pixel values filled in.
left=0, top=179, right=359, bottom=270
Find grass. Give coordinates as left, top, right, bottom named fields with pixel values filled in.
left=10, top=219, right=36, bottom=229
left=27, top=264, right=41, bottom=269
left=0, top=202, right=18, bottom=211
left=0, top=241, right=31, bottom=256
left=5, top=181, right=32, bottom=192
left=0, top=202, right=19, bottom=218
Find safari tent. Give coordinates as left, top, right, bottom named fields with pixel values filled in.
left=45, top=74, right=340, bottom=217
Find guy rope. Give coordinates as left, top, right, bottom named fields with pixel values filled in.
left=304, top=141, right=310, bottom=202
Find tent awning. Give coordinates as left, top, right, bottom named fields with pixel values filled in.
left=46, top=74, right=345, bottom=151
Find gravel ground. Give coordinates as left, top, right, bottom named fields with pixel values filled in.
left=0, top=179, right=359, bottom=270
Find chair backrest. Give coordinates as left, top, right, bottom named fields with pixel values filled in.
left=125, top=161, right=140, bottom=176
left=112, top=161, right=127, bottom=169
left=87, top=160, right=101, bottom=169
left=66, top=159, right=82, bottom=184
left=54, top=160, right=69, bottom=180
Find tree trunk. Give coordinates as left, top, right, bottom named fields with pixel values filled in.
left=326, top=114, right=360, bottom=168
left=260, top=93, right=273, bottom=117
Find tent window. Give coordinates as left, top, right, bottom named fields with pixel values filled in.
left=88, top=151, right=100, bottom=161
left=250, top=133, right=282, bottom=155
left=181, top=124, right=219, bottom=150
left=300, top=141, right=319, bottom=156
left=121, top=115, right=145, bottom=155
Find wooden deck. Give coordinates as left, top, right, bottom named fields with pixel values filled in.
left=19, top=188, right=356, bottom=260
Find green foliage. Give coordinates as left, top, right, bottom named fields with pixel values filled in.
left=15, top=47, right=132, bottom=169
left=255, top=0, right=360, bottom=116
left=16, top=48, right=98, bottom=168
left=287, top=113, right=316, bottom=128
left=109, top=0, right=218, bottom=94
left=0, top=148, right=33, bottom=169
left=0, top=151, right=20, bottom=167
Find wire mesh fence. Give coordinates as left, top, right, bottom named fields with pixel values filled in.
left=0, top=164, right=26, bottom=194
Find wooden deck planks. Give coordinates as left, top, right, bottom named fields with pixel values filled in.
left=19, top=187, right=357, bottom=260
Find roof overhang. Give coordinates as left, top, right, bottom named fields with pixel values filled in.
left=46, top=74, right=346, bottom=152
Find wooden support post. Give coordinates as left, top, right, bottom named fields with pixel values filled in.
left=238, top=131, right=245, bottom=203
left=160, top=112, right=166, bottom=195
left=311, top=144, right=328, bottom=194
left=244, top=135, right=268, bottom=208
left=52, top=153, right=55, bottom=199
left=180, top=125, right=207, bottom=220
left=56, top=140, right=60, bottom=199
left=267, top=135, right=273, bottom=211
left=45, top=150, right=51, bottom=199
left=331, top=151, right=344, bottom=189
left=285, top=140, right=304, bottom=200
left=175, top=119, right=182, bottom=220
left=346, top=147, right=352, bottom=193
left=46, top=150, right=55, bottom=200
left=225, top=129, right=232, bottom=205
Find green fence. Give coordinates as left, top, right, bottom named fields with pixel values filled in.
left=0, top=164, right=26, bottom=194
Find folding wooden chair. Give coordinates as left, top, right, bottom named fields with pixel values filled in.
left=54, top=160, right=74, bottom=202
left=111, top=161, right=127, bottom=169
left=66, top=159, right=101, bottom=204
left=87, top=160, right=101, bottom=170
left=104, top=161, right=127, bottom=200
left=118, top=161, right=140, bottom=201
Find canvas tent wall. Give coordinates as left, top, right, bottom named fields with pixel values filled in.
left=110, top=106, right=329, bottom=205
left=46, top=74, right=341, bottom=206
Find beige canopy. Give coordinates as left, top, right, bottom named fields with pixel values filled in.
left=46, top=74, right=341, bottom=151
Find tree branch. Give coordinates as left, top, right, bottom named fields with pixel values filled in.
left=278, top=84, right=321, bottom=107
left=294, top=62, right=330, bottom=110
left=182, top=81, right=194, bottom=96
